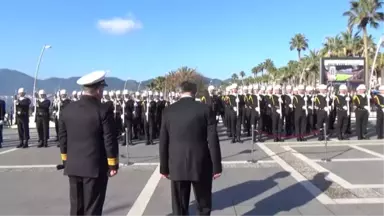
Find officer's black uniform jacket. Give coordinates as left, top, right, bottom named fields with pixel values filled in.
left=133, top=100, right=142, bottom=119
left=159, top=97, right=222, bottom=181
left=269, top=94, right=284, bottom=114
left=353, top=94, right=368, bottom=110
left=293, top=94, right=306, bottom=115
left=54, top=98, right=71, bottom=113
left=374, top=94, right=384, bottom=113
left=36, top=99, right=51, bottom=120
left=314, top=94, right=331, bottom=110
left=16, top=97, right=31, bottom=120
left=333, top=94, right=351, bottom=111
left=123, top=99, right=134, bottom=120
left=0, top=99, right=5, bottom=121
left=201, top=94, right=220, bottom=114
left=58, top=96, right=119, bottom=178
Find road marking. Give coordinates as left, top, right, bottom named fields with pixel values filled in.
left=348, top=145, right=384, bottom=159
left=0, top=164, right=56, bottom=169
left=126, top=165, right=161, bottom=216
left=279, top=142, right=384, bottom=148
left=313, top=158, right=384, bottom=162
left=333, top=198, right=384, bottom=204
left=258, top=143, right=335, bottom=205
left=0, top=148, right=18, bottom=155
left=121, top=160, right=276, bottom=166
left=283, top=146, right=355, bottom=189
left=348, top=184, right=384, bottom=189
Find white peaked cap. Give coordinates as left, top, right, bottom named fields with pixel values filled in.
left=77, top=70, right=108, bottom=87
left=298, top=85, right=305, bottom=90
left=135, top=91, right=140, bottom=96
left=306, top=86, right=313, bottom=91
left=379, top=85, right=384, bottom=91
left=232, top=83, right=238, bottom=88
left=242, top=86, right=248, bottom=90
left=339, top=84, right=347, bottom=90
left=103, top=90, right=108, bottom=96
left=253, top=84, right=259, bottom=89
left=72, top=90, right=77, bottom=95
left=247, top=85, right=253, bottom=90
left=115, top=90, right=121, bottom=95
left=18, top=88, right=25, bottom=93
left=357, top=84, right=366, bottom=90
left=318, top=84, right=327, bottom=90
left=273, top=84, right=281, bottom=90
left=160, top=92, right=163, bottom=96
left=38, top=89, right=45, bottom=95
left=109, top=91, right=115, bottom=96
left=154, top=91, right=159, bottom=96
left=60, top=89, right=67, bottom=94
left=286, top=85, right=292, bottom=90
left=260, top=86, right=266, bottom=91
left=123, top=89, right=129, bottom=94
left=293, top=87, right=298, bottom=91
left=267, top=85, right=273, bottom=90
left=208, top=85, right=215, bottom=90
left=148, top=91, right=153, bottom=95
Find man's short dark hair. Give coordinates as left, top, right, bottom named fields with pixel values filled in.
left=179, top=81, right=197, bottom=94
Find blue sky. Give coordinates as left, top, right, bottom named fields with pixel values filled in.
left=0, top=0, right=382, bottom=81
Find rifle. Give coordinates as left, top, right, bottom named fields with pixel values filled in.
left=146, top=96, right=149, bottom=122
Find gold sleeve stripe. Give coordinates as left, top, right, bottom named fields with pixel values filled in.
left=107, top=158, right=118, bottom=166
left=61, top=154, right=67, bottom=161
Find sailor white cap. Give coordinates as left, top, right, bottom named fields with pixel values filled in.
left=286, top=85, right=292, bottom=90
left=148, top=90, right=153, bottom=95
left=76, top=70, right=108, bottom=87
left=339, top=84, right=347, bottom=90
left=379, top=85, right=384, bottom=91
left=38, top=89, right=45, bottom=95
left=260, top=86, right=266, bottom=91
left=109, top=90, right=115, bottom=96
left=171, top=92, right=175, bottom=96
left=115, top=90, right=121, bottom=95
left=18, top=88, right=25, bottom=93
left=160, top=92, right=163, bottom=97
left=247, top=85, right=253, bottom=90
left=318, top=84, right=327, bottom=90
left=298, top=85, right=305, bottom=90
left=232, top=83, right=238, bottom=88
left=267, top=85, right=273, bottom=91
left=103, top=90, right=108, bottom=96
left=252, top=84, right=259, bottom=89
left=123, top=89, right=129, bottom=94
left=208, top=85, right=215, bottom=91
left=135, top=91, right=140, bottom=96
left=306, top=86, right=313, bottom=91
left=60, top=89, right=67, bottom=95
left=357, top=84, right=366, bottom=90
left=273, top=84, right=281, bottom=90
left=72, top=90, right=77, bottom=95
left=293, top=87, right=298, bottom=91
left=154, top=91, right=159, bottom=96
left=242, top=86, right=248, bottom=91
left=77, top=91, right=82, bottom=96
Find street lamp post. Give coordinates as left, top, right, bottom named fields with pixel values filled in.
left=32, top=44, right=52, bottom=116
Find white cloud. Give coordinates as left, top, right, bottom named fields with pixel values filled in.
left=97, top=15, right=142, bottom=35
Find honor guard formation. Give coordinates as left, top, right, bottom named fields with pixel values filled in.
left=1, top=82, right=384, bottom=149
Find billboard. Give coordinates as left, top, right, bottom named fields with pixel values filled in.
left=320, top=57, right=365, bottom=88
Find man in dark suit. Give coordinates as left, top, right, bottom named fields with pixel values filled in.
left=159, top=81, right=222, bottom=216
left=58, top=70, right=119, bottom=215
left=0, top=98, right=5, bottom=148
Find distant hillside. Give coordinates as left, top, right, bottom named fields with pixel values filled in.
left=0, top=69, right=224, bottom=95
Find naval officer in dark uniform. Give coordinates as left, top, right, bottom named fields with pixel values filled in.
left=58, top=70, right=119, bottom=215
left=159, top=81, right=222, bottom=216
left=0, top=98, right=5, bottom=148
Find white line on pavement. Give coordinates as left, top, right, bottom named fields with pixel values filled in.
left=283, top=146, right=355, bottom=189
left=0, top=164, right=56, bottom=169
left=0, top=148, right=18, bottom=155
left=348, top=145, right=384, bottom=159
left=313, top=158, right=384, bottom=162
left=126, top=165, right=161, bottom=216
left=279, top=142, right=384, bottom=148
left=258, top=143, right=335, bottom=205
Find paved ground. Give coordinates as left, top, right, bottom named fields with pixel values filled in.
left=0, top=122, right=383, bottom=215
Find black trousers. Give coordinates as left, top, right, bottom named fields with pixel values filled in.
left=250, top=110, right=262, bottom=141
left=17, top=116, right=29, bottom=140
left=295, top=112, right=307, bottom=138
left=144, top=116, right=155, bottom=141
left=355, top=109, right=369, bottom=139
left=124, top=119, right=133, bottom=143
left=55, top=117, right=59, bottom=139
left=69, top=175, right=108, bottom=216
left=171, top=178, right=212, bottom=216
left=376, top=111, right=383, bottom=139
left=0, top=124, right=3, bottom=144
left=336, top=110, right=349, bottom=137
left=271, top=113, right=283, bottom=139
left=36, top=116, right=49, bottom=142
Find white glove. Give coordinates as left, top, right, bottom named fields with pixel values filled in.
left=326, top=97, right=330, bottom=102
left=114, top=110, right=116, bottom=113
left=276, top=110, right=281, bottom=114
left=311, top=97, right=315, bottom=102
left=53, top=111, right=56, bottom=115
left=0, top=120, right=3, bottom=125
left=235, top=98, right=240, bottom=103
left=258, top=97, right=262, bottom=101
left=308, top=106, right=313, bottom=109
left=302, top=105, right=306, bottom=110
left=278, top=98, right=283, bottom=103
left=133, top=111, right=136, bottom=115
left=233, top=107, right=237, bottom=112
left=256, top=107, right=260, bottom=112
left=304, top=97, right=307, bottom=101
left=324, top=107, right=328, bottom=112
left=364, top=105, right=369, bottom=110
left=346, top=97, right=350, bottom=101
left=268, top=104, right=271, bottom=108
left=121, top=115, right=124, bottom=119
left=343, top=106, right=347, bottom=110
left=289, top=104, right=293, bottom=108
left=367, top=95, right=371, bottom=99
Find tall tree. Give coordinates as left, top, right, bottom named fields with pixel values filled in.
left=290, top=34, right=309, bottom=60
left=343, top=0, right=384, bottom=85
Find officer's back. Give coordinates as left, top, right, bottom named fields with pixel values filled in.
left=59, top=95, right=117, bottom=178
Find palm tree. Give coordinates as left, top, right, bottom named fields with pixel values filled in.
left=343, top=0, right=384, bottom=85
left=231, top=73, right=238, bottom=83
left=290, top=34, right=309, bottom=60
